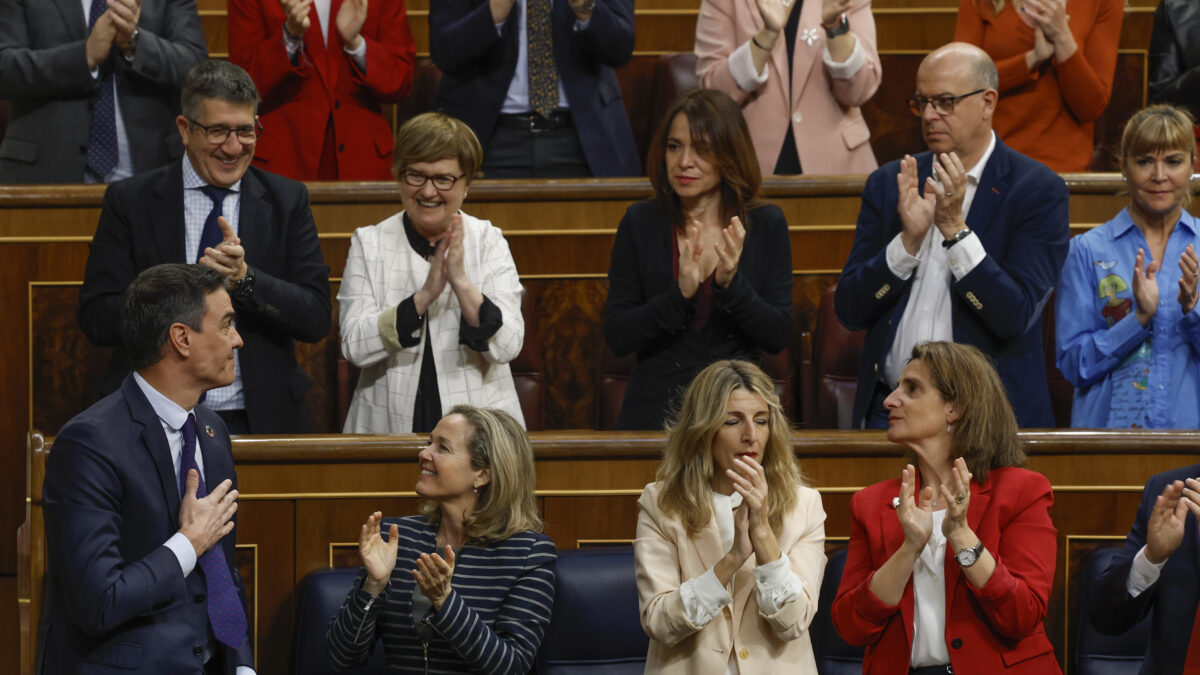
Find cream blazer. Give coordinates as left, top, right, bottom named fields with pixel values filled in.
left=338, top=211, right=525, bottom=433
left=696, top=0, right=881, bottom=176
left=635, top=482, right=827, bottom=674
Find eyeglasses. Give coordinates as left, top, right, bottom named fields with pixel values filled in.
left=187, top=117, right=262, bottom=144
left=402, top=169, right=464, bottom=191
left=907, top=89, right=986, bottom=116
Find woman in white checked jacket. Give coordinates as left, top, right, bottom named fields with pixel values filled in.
left=339, top=112, right=525, bottom=434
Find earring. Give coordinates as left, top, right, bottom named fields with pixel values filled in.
left=473, top=486, right=478, bottom=494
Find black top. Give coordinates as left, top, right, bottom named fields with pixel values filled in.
left=774, top=0, right=804, bottom=175
left=603, top=200, right=794, bottom=429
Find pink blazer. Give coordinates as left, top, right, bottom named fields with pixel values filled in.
left=696, top=0, right=881, bottom=176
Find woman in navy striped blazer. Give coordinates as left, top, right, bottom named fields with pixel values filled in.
left=326, top=405, right=556, bottom=673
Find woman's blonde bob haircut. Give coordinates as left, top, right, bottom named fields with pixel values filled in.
left=391, top=112, right=484, bottom=184
left=1119, top=104, right=1197, bottom=209
left=655, top=359, right=803, bottom=535
left=419, top=405, right=543, bottom=543
left=907, top=342, right=1025, bottom=483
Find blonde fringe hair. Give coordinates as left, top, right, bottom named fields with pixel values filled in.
left=1118, top=104, right=1197, bottom=209
left=907, top=342, right=1025, bottom=483
left=419, top=406, right=543, bottom=543
left=655, top=360, right=804, bottom=536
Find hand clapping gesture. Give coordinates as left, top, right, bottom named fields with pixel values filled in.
left=1020, top=0, right=1077, bottom=62
left=897, top=155, right=934, bottom=255
left=1178, top=244, right=1198, bottom=314
left=359, top=511, right=399, bottom=596
left=199, top=217, right=249, bottom=282
left=939, top=457, right=973, bottom=539
left=929, top=152, right=968, bottom=240
left=413, top=546, right=457, bottom=611
left=714, top=216, right=746, bottom=289
left=1133, top=247, right=1160, bottom=327
left=896, top=464, right=934, bottom=551
left=755, top=0, right=792, bottom=33
left=336, top=0, right=368, bottom=51
left=282, top=0, right=313, bottom=38
left=726, top=455, right=782, bottom=565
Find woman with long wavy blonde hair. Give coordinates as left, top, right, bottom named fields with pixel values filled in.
left=634, top=359, right=827, bottom=674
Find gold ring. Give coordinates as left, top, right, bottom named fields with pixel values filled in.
left=954, top=493, right=967, bottom=504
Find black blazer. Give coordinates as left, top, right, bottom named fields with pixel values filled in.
left=1149, top=0, right=1200, bottom=113
left=39, top=374, right=251, bottom=674
left=78, top=161, right=332, bottom=433
left=1091, top=462, right=1200, bottom=675
left=604, top=200, right=793, bottom=429
left=428, top=0, right=641, bottom=177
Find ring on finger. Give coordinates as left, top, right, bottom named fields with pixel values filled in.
left=954, top=492, right=967, bottom=504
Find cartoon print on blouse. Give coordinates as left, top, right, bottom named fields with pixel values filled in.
left=1096, top=264, right=1133, bottom=327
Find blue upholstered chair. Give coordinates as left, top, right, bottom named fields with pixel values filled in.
left=1074, top=546, right=1149, bottom=675
left=536, top=546, right=649, bottom=674
left=812, top=547, right=865, bottom=675
left=292, top=567, right=388, bottom=675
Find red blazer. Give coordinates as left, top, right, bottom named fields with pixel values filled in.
left=228, top=0, right=415, bottom=181
left=831, top=467, right=1062, bottom=674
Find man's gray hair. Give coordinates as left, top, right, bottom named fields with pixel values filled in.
left=972, top=52, right=999, bottom=90
left=180, top=60, right=260, bottom=119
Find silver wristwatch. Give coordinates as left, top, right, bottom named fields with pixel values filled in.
left=955, top=539, right=985, bottom=567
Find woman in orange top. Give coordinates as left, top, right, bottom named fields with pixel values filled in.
left=955, top=0, right=1123, bottom=172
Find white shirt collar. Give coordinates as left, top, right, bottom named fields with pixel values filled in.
left=182, top=155, right=243, bottom=193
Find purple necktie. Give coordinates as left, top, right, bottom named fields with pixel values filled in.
left=85, top=0, right=118, bottom=179
left=180, top=414, right=249, bottom=650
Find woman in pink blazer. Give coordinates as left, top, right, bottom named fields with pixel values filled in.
left=832, top=342, right=1062, bottom=674
left=634, top=359, right=827, bottom=673
left=695, top=0, right=881, bottom=176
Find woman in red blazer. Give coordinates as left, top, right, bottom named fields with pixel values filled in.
left=228, top=0, right=416, bottom=181
left=831, top=341, right=1062, bottom=674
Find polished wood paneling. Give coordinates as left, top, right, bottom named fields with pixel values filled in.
left=24, top=429, right=1200, bottom=674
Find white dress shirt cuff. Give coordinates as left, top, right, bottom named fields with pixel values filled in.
left=822, top=34, right=864, bottom=79
left=753, top=555, right=803, bottom=614
left=573, top=18, right=591, bottom=31
left=344, top=38, right=367, bottom=70
left=729, top=40, right=769, bottom=92
left=1126, top=545, right=1165, bottom=597
left=886, top=233, right=920, bottom=280
left=165, top=532, right=198, bottom=577
left=945, top=231, right=985, bottom=280
left=680, top=568, right=732, bottom=628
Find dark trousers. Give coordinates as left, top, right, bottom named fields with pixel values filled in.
left=483, top=111, right=591, bottom=178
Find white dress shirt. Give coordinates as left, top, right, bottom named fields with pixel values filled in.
left=81, top=0, right=133, bottom=183
left=882, top=131, right=997, bottom=387
left=282, top=0, right=368, bottom=70
left=911, top=510, right=951, bottom=667
left=496, top=0, right=574, bottom=113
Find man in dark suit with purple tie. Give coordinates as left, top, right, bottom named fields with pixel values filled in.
left=39, top=264, right=255, bottom=675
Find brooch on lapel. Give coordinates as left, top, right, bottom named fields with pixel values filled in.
left=205, top=425, right=216, bottom=438
left=801, top=27, right=820, bottom=47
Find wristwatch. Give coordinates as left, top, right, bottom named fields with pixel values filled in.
left=232, top=267, right=255, bottom=301
left=824, top=13, right=850, bottom=39
left=942, top=227, right=972, bottom=249
left=122, top=27, right=140, bottom=58
left=955, top=539, right=985, bottom=567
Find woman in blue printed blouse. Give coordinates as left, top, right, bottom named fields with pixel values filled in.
left=1056, top=104, right=1200, bottom=428
left=326, top=406, right=556, bottom=673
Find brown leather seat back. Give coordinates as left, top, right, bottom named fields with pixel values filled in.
left=804, top=284, right=866, bottom=429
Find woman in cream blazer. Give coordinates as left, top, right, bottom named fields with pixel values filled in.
left=339, top=113, right=525, bottom=433
left=635, top=360, right=827, bottom=673
left=696, top=0, right=881, bottom=176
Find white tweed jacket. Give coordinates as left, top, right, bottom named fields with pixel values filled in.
left=338, top=210, right=525, bottom=433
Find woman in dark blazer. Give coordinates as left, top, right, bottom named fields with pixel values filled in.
left=832, top=341, right=1062, bottom=674
left=603, top=89, right=793, bottom=430
left=325, top=406, right=555, bottom=674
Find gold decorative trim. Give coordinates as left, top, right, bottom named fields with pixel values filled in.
left=235, top=543, right=259, bottom=668
left=1063, top=535, right=1129, bottom=675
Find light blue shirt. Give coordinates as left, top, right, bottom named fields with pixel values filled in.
left=81, top=0, right=132, bottom=183
left=182, top=157, right=245, bottom=412
left=1055, top=206, right=1200, bottom=428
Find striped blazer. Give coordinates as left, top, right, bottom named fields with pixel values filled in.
left=325, top=516, right=557, bottom=674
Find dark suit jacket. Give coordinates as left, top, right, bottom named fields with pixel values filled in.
left=832, top=467, right=1061, bottom=674
left=603, top=200, right=793, bottom=429
left=39, top=374, right=252, bottom=674
left=0, top=0, right=207, bottom=183
left=834, top=137, right=1070, bottom=428
left=428, top=0, right=641, bottom=177
left=78, top=161, right=332, bottom=433
left=1090, top=462, right=1200, bottom=675
left=1149, top=0, right=1200, bottom=114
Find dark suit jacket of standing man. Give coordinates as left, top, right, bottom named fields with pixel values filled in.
left=428, top=0, right=642, bottom=177
left=0, top=0, right=207, bottom=183
left=1091, top=462, right=1200, bottom=675
left=78, top=161, right=332, bottom=433
left=834, top=137, right=1070, bottom=428
left=39, top=375, right=252, bottom=674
